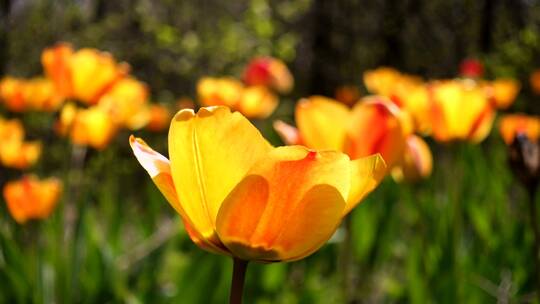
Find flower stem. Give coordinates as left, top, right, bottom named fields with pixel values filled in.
left=229, top=258, right=248, bottom=304
left=527, top=187, right=540, bottom=302
left=339, top=216, right=354, bottom=303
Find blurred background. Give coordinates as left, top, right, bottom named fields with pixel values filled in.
left=2, top=0, right=540, bottom=303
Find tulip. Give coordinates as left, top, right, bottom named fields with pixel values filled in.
left=197, top=77, right=279, bottom=119
left=499, top=114, right=540, bottom=146
left=146, top=104, right=172, bottom=132
left=0, top=77, right=26, bottom=112
left=242, top=57, right=293, bottom=94
left=391, top=135, right=433, bottom=182
left=130, top=106, right=385, bottom=302
left=0, top=118, right=41, bottom=169
left=363, top=67, right=403, bottom=97
left=430, top=79, right=495, bottom=143
left=0, top=77, right=64, bottom=112
left=459, top=58, right=484, bottom=78
left=69, top=106, right=118, bottom=150
left=499, top=114, right=540, bottom=299
left=97, top=77, right=150, bottom=130
left=530, top=69, right=540, bottom=95
left=274, top=96, right=408, bottom=169
left=3, top=175, right=62, bottom=224
left=485, top=79, right=520, bottom=109
left=42, top=42, right=129, bottom=105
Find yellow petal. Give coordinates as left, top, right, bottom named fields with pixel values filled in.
left=216, top=146, right=349, bottom=262
left=345, top=153, right=386, bottom=215
left=168, top=106, right=272, bottom=243
left=237, top=86, right=278, bottom=119
left=296, top=96, right=350, bottom=151
left=129, top=135, right=229, bottom=255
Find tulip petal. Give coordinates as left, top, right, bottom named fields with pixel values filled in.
left=168, top=106, right=273, bottom=243
left=296, top=96, right=350, bottom=151
left=216, top=146, right=349, bottom=262
left=345, top=153, right=386, bottom=215
left=129, top=135, right=229, bottom=255
left=273, top=120, right=302, bottom=145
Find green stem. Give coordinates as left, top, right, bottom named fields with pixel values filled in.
left=527, top=187, right=540, bottom=302
left=229, top=258, right=248, bottom=304
left=339, top=216, right=354, bottom=303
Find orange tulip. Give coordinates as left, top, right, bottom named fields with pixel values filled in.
left=3, top=175, right=62, bottom=224
left=97, top=77, right=150, bottom=130
left=243, top=57, right=293, bottom=94
left=198, top=77, right=279, bottom=119
left=0, top=77, right=64, bottom=112
left=146, top=104, right=172, bottom=132
left=430, top=79, right=495, bottom=143
left=42, top=42, right=129, bottom=105
left=530, top=69, right=540, bottom=95
left=274, top=96, right=408, bottom=169
left=485, top=79, right=520, bottom=109
left=130, top=106, right=385, bottom=261
left=69, top=106, right=118, bottom=150
left=0, top=118, right=41, bottom=169
left=391, top=135, right=433, bottom=182
left=499, top=114, right=540, bottom=145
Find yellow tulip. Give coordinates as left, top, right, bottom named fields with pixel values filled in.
left=97, top=77, right=150, bottom=130
left=3, top=175, right=62, bottom=224
left=242, top=57, right=294, bottom=94
left=391, top=135, right=433, bottom=182
left=70, top=106, right=118, bottom=150
left=430, top=80, right=495, bottom=143
left=274, top=96, right=408, bottom=169
left=499, top=114, right=540, bottom=145
left=198, top=77, right=279, bottom=119
left=130, top=106, right=385, bottom=261
left=0, top=77, right=63, bottom=112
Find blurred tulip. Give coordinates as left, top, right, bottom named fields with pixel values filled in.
left=130, top=106, right=386, bottom=262
left=243, top=57, right=293, bottom=94
left=42, top=42, right=129, bottom=105
left=55, top=103, right=78, bottom=136
left=391, top=135, right=433, bottom=182
left=275, top=96, right=408, bottom=169
left=363, top=68, right=431, bottom=134
left=2, top=175, right=62, bottom=224
left=486, top=79, right=520, bottom=109
left=499, top=114, right=540, bottom=145
left=335, top=85, right=361, bottom=106
left=530, top=69, right=540, bottom=95
left=70, top=106, right=118, bottom=150
left=198, top=77, right=243, bottom=108
left=198, top=77, right=279, bottom=119
left=98, top=77, right=150, bottom=130
left=0, top=118, right=41, bottom=169
left=146, top=104, right=172, bottom=132
left=175, top=96, right=195, bottom=111
left=459, top=58, right=484, bottom=78
left=237, top=86, right=278, bottom=119
left=430, top=80, right=495, bottom=143
left=0, top=77, right=64, bottom=112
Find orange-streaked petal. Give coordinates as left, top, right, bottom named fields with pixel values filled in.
left=129, top=135, right=230, bottom=255
left=216, top=145, right=350, bottom=262
left=296, top=96, right=350, bottom=151
left=345, top=153, right=386, bottom=215
left=168, top=106, right=272, bottom=245
left=345, top=97, right=406, bottom=168
left=273, top=120, right=303, bottom=145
